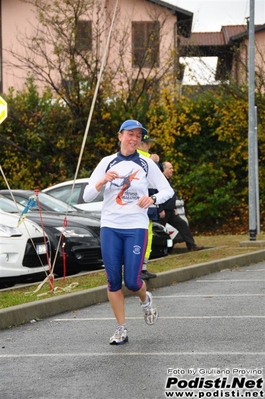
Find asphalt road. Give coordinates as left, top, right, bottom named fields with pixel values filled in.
left=0, top=261, right=265, bottom=399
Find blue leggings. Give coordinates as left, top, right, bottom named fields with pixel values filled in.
left=100, top=227, right=148, bottom=292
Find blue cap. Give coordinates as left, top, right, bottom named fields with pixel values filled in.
left=119, top=119, right=148, bottom=136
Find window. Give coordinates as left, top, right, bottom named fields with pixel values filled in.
left=132, top=21, right=160, bottom=68
left=76, top=20, right=92, bottom=52
left=47, top=183, right=104, bottom=205
left=61, top=79, right=75, bottom=92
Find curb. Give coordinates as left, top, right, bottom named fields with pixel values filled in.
left=1, top=249, right=265, bottom=331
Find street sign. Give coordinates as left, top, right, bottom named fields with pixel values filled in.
left=0, top=96, right=8, bottom=124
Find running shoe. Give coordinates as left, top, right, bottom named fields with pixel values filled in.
left=141, top=270, right=157, bottom=280
left=141, top=291, right=158, bottom=325
left=109, top=325, right=128, bottom=345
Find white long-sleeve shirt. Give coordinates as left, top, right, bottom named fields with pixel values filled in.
left=83, top=151, right=174, bottom=229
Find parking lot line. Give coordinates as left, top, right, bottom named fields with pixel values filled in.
left=196, top=279, right=265, bottom=282
left=154, top=294, right=265, bottom=297
left=1, top=351, right=265, bottom=358
left=52, top=315, right=265, bottom=321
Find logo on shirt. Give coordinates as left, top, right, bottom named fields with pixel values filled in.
left=112, top=169, right=140, bottom=205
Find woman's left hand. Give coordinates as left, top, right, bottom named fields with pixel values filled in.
left=137, top=195, right=155, bottom=209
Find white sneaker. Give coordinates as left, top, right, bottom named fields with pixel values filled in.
left=109, top=325, right=128, bottom=345
left=141, top=291, right=158, bottom=325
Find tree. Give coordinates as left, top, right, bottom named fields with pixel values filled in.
left=0, top=78, right=72, bottom=188
left=147, top=83, right=265, bottom=233
left=2, top=0, right=265, bottom=233
left=4, top=0, right=179, bottom=176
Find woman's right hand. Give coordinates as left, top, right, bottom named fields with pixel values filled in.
left=96, top=170, right=119, bottom=191
left=104, top=170, right=119, bottom=183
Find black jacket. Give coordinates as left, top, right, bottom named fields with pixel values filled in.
left=159, top=178, right=176, bottom=211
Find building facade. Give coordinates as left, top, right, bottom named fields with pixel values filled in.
left=0, top=0, right=193, bottom=93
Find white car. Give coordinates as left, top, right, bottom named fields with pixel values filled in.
left=43, top=178, right=103, bottom=212
left=43, top=179, right=189, bottom=244
left=0, top=211, right=50, bottom=288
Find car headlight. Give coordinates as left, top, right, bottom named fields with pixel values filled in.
left=55, top=226, right=93, bottom=237
left=0, top=224, right=23, bottom=237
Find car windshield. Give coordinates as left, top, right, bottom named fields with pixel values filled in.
left=35, top=192, right=78, bottom=212
left=0, top=192, right=78, bottom=213
left=0, top=196, right=24, bottom=213
left=23, top=192, right=79, bottom=212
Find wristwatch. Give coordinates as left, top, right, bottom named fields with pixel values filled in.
left=151, top=195, right=157, bottom=204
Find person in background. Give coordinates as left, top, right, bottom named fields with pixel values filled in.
left=137, top=135, right=160, bottom=280
left=159, top=161, right=204, bottom=252
left=83, top=120, right=174, bottom=345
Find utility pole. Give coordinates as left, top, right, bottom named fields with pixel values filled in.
left=248, top=0, right=257, bottom=240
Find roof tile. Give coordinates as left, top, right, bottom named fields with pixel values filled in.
left=179, top=25, right=247, bottom=47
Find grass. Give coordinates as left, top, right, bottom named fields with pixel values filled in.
left=1, top=233, right=265, bottom=310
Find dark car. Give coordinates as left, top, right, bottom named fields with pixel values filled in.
left=150, top=221, right=173, bottom=258
left=0, top=189, right=173, bottom=260
left=0, top=194, right=103, bottom=276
